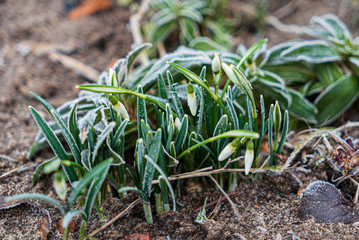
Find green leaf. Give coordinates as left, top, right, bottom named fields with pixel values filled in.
left=314, top=74, right=359, bottom=125
left=91, top=122, right=116, bottom=164
left=4, top=193, right=65, bottom=215
left=276, top=110, right=289, bottom=155
left=51, top=109, right=82, bottom=166
left=127, top=43, right=152, bottom=73
left=280, top=40, right=341, bottom=63
left=68, top=103, right=82, bottom=151
left=157, top=74, right=168, bottom=99
left=287, top=90, right=318, bottom=124
left=167, top=71, right=185, bottom=118
left=142, top=130, right=162, bottom=197
left=268, top=104, right=274, bottom=165
left=118, top=187, right=147, bottom=201
left=189, top=37, right=228, bottom=51
left=63, top=210, right=86, bottom=228
left=84, top=170, right=108, bottom=221
left=76, top=85, right=171, bottom=116
left=311, top=14, right=352, bottom=41
left=67, top=158, right=112, bottom=211
left=137, top=86, right=148, bottom=139
left=145, top=155, right=176, bottom=211
left=81, top=147, right=91, bottom=171
left=237, top=39, right=268, bottom=68
left=151, top=22, right=176, bottom=43
left=313, top=62, right=345, bottom=87
left=29, top=106, right=78, bottom=183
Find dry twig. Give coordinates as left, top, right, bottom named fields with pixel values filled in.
left=89, top=198, right=142, bottom=237
left=129, top=0, right=151, bottom=65
left=0, top=163, right=38, bottom=180
left=208, top=175, right=243, bottom=222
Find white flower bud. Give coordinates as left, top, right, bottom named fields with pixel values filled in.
left=44, top=159, right=61, bottom=174
left=54, top=173, right=67, bottom=201
left=218, top=138, right=239, bottom=161
left=212, top=54, right=221, bottom=74
left=187, top=83, right=197, bottom=116
left=222, top=63, right=240, bottom=86
left=244, top=140, right=254, bottom=175
left=114, top=102, right=130, bottom=121
left=175, top=117, right=181, bottom=131
left=109, top=95, right=129, bottom=121
left=109, top=68, right=115, bottom=80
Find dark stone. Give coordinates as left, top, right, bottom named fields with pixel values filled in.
left=298, top=180, right=359, bottom=223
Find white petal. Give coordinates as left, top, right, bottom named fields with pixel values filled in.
left=244, top=149, right=254, bottom=175
left=187, top=92, right=197, bottom=116
left=218, top=144, right=235, bottom=161
left=222, top=63, right=240, bottom=86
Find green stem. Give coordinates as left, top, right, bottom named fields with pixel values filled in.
left=229, top=172, right=238, bottom=192
left=155, top=193, right=164, bottom=215
left=143, top=201, right=153, bottom=224
left=76, top=85, right=179, bottom=119
left=178, top=130, right=260, bottom=159
left=63, top=226, right=69, bottom=240
left=79, top=220, right=87, bottom=240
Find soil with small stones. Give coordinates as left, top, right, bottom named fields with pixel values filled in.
left=1, top=0, right=359, bottom=239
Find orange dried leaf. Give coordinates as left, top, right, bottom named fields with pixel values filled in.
left=125, top=232, right=152, bottom=240
left=68, top=0, right=112, bottom=20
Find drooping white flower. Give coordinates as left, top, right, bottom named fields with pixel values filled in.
left=218, top=138, right=240, bottom=161
left=244, top=140, right=254, bottom=175
left=222, top=62, right=240, bottom=86
left=54, top=172, right=67, bottom=201
left=187, top=83, right=197, bottom=116
left=44, top=159, right=61, bottom=174
left=109, top=95, right=130, bottom=120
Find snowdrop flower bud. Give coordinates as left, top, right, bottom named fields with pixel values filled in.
left=175, top=117, right=181, bottom=131
left=109, top=95, right=129, bottom=121
left=44, top=159, right=61, bottom=174
left=211, top=54, right=221, bottom=74
left=218, top=138, right=240, bottom=161
left=54, top=172, right=67, bottom=201
left=109, top=68, right=119, bottom=87
left=245, top=140, right=254, bottom=175
left=273, top=101, right=281, bottom=133
left=109, top=68, right=115, bottom=80
left=187, top=83, right=197, bottom=116
left=222, top=62, right=240, bottom=86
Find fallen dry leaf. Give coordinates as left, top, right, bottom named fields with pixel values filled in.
left=57, top=219, right=77, bottom=234
left=68, top=0, right=112, bottom=20
left=125, top=232, right=152, bottom=240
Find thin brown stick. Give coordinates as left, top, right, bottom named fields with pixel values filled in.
left=129, top=0, right=151, bottom=65
left=0, top=163, right=38, bottom=180
left=48, top=52, right=99, bottom=82
left=0, top=154, right=16, bottom=162
left=88, top=198, right=142, bottom=237
left=234, top=2, right=311, bottom=34
left=152, top=157, right=274, bottom=184
left=208, top=175, right=243, bottom=222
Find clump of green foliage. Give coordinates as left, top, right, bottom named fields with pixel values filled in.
left=5, top=11, right=359, bottom=239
